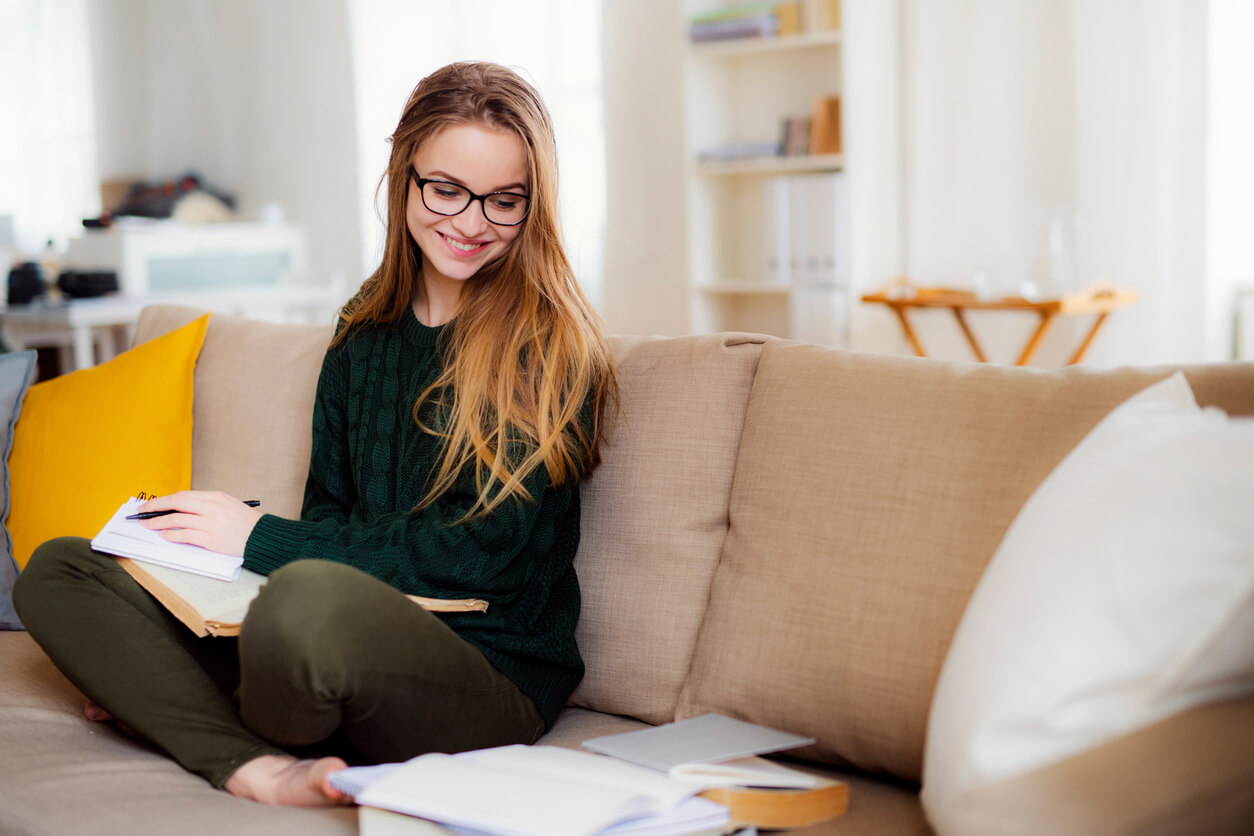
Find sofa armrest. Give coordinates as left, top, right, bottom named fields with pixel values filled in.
left=934, top=694, right=1254, bottom=836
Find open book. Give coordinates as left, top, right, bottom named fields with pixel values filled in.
left=93, top=497, right=489, bottom=638
left=329, top=744, right=730, bottom=836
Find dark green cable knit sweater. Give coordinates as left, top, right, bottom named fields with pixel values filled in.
left=243, top=314, right=584, bottom=731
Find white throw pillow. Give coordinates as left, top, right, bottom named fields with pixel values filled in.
left=921, top=372, right=1254, bottom=833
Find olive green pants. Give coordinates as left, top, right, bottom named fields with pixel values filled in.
left=13, top=538, right=543, bottom=788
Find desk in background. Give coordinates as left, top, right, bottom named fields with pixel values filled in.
left=861, top=280, right=1138, bottom=366
left=1, top=287, right=342, bottom=374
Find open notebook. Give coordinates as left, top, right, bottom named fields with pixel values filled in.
left=91, top=497, right=488, bottom=638
left=91, top=497, right=244, bottom=581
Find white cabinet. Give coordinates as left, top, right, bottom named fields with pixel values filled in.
left=682, top=3, right=850, bottom=345
left=64, top=221, right=306, bottom=296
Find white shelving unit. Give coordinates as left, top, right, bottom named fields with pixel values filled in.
left=682, top=4, right=851, bottom=345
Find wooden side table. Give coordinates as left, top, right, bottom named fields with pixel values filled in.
left=860, top=280, right=1138, bottom=366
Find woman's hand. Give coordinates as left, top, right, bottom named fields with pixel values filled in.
left=137, top=490, right=265, bottom=557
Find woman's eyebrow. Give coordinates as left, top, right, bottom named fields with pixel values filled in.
left=426, top=169, right=528, bottom=194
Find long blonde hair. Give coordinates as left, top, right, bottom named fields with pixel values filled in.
left=337, top=61, right=615, bottom=519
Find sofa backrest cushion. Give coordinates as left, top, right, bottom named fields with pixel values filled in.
left=570, top=333, right=768, bottom=724
left=134, top=306, right=332, bottom=518
left=676, top=341, right=1254, bottom=783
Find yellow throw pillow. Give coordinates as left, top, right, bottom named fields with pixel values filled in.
left=7, top=315, right=210, bottom=568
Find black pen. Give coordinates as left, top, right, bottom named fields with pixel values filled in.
left=126, top=500, right=261, bottom=520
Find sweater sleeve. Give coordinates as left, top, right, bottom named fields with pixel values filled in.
left=241, top=338, right=573, bottom=602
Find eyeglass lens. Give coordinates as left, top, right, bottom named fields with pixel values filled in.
left=421, top=180, right=529, bottom=226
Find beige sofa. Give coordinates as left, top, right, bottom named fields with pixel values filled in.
left=2, top=305, right=1252, bottom=835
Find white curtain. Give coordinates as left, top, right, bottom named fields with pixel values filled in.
left=347, top=0, right=606, bottom=306
left=0, top=0, right=99, bottom=256
left=900, top=0, right=1242, bottom=366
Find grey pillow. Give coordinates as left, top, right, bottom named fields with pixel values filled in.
left=1, top=350, right=37, bottom=629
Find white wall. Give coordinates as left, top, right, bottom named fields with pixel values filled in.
left=599, top=0, right=690, bottom=336
left=1208, top=0, right=1254, bottom=361
left=86, top=0, right=362, bottom=292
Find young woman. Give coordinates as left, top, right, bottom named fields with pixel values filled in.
left=14, top=61, right=615, bottom=806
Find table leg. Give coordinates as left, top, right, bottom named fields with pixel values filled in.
left=71, top=325, right=95, bottom=370
left=1067, top=312, right=1110, bottom=365
left=951, top=308, right=988, bottom=363
left=891, top=306, right=928, bottom=357
left=1014, top=312, right=1057, bottom=366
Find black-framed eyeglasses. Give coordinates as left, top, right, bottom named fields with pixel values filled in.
left=408, top=167, right=530, bottom=226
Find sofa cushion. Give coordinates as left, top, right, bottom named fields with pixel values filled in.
left=918, top=694, right=1254, bottom=836
left=0, top=631, right=357, bottom=835
left=0, top=351, right=36, bottom=629
left=921, top=373, right=1254, bottom=833
left=676, top=342, right=1254, bottom=783
left=134, top=306, right=333, bottom=519
left=7, top=316, right=208, bottom=569
left=570, top=333, right=768, bottom=724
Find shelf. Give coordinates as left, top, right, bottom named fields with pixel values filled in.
left=696, top=154, right=844, bottom=177
left=690, top=29, right=842, bottom=59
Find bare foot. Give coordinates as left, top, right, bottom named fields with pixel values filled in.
left=224, top=754, right=352, bottom=807
left=84, top=700, right=141, bottom=739
left=84, top=700, right=112, bottom=722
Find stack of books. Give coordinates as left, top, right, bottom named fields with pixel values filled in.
left=328, top=715, right=849, bottom=834
left=584, top=714, right=849, bottom=830
left=688, top=2, right=797, bottom=43
left=687, top=1, right=840, bottom=44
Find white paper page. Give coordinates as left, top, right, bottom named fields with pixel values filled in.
left=91, top=498, right=243, bottom=581
left=468, top=745, right=696, bottom=810
left=669, top=755, right=817, bottom=789
left=599, top=797, right=729, bottom=836
left=133, top=562, right=266, bottom=623
left=440, top=797, right=729, bottom=836
left=357, top=751, right=673, bottom=836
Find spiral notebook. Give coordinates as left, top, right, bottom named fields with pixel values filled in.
left=91, top=496, right=244, bottom=581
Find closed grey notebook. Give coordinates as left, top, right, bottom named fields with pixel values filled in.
left=582, top=713, right=816, bottom=772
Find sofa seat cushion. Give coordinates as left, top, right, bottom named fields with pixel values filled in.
left=0, top=632, right=356, bottom=836
left=570, top=333, right=768, bottom=724
left=677, top=342, right=1254, bottom=783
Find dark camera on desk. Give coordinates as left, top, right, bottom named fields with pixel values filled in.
left=56, top=270, right=119, bottom=299
left=7, top=262, right=46, bottom=306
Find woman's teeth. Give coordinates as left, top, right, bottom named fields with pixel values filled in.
left=445, top=235, right=480, bottom=252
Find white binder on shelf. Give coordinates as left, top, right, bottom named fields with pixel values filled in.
left=788, top=172, right=848, bottom=287
left=763, top=177, right=792, bottom=285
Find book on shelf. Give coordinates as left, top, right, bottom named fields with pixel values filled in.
left=689, top=13, right=778, bottom=43
left=329, top=744, right=730, bottom=836
left=809, top=95, right=842, bottom=155
left=93, top=496, right=489, bottom=638
left=801, top=0, right=841, bottom=31
left=687, top=2, right=807, bottom=44
left=780, top=115, right=812, bottom=157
